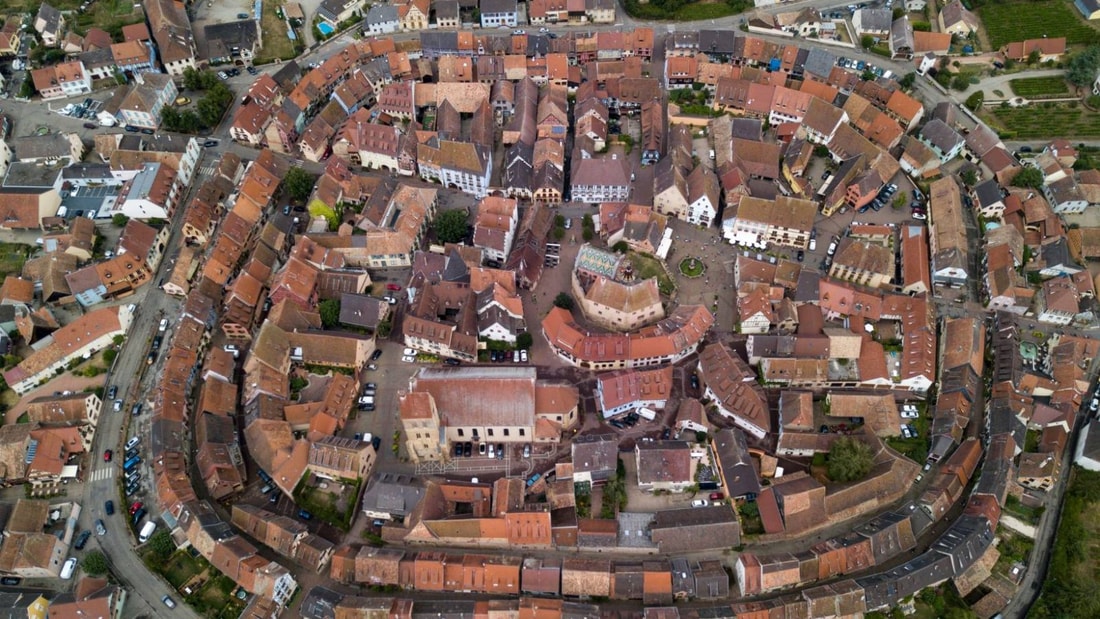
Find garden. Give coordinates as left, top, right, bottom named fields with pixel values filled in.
left=977, top=0, right=1100, bottom=48
left=0, top=243, right=31, bottom=280
left=679, top=257, right=706, bottom=278
left=985, top=103, right=1100, bottom=138
left=254, top=0, right=302, bottom=64
left=1009, top=76, right=1071, bottom=98
left=628, top=252, right=675, bottom=296
left=622, top=0, right=751, bottom=21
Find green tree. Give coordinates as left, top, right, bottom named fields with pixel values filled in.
left=432, top=209, right=468, bottom=244
left=827, top=436, right=874, bottom=482
left=892, top=7, right=904, bottom=19
left=182, top=67, right=204, bottom=91
left=814, top=144, right=830, bottom=158
left=861, top=69, right=876, bottom=81
left=1068, top=46, right=1100, bottom=87
left=112, top=214, right=129, bottom=227
left=553, top=293, right=574, bottom=310
left=102, top=349, right=118, bottom=364
left=552, top=226, right=566, bottom=241
left=960, top=168, right=978, bottom=186
left=899, top=72, right=916, bottom=89
left=319, top=299, right=341, bottom=328
left=964, top=90, right=984, bottom=111
left=516, top=332, right=533, bottom=350
left=1012, top=166, right=1044, bottom=189
left=860, top=34, right=874, bottom=49
left=582, top=228, right=594, bottom=242
left=1027, top=49, right=1041, bottom=65
left=147, top=529, right=175, bottom=561
left=19, top=78, right=35, bottom=99
left=611, top=241, right=629, bottom=253
left=82, top=550, right=109, bottom=576
left=950, top=75, right=970, bottom=91
left=283, top=167, right=318, bottom=204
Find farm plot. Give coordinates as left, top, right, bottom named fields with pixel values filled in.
left=1010, top=76, right=1071, bottom=97
left=986, top=104, right=1100, bottom=139
left=979, top=0, right=1100, bottom=48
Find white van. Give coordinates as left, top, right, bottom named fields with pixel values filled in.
left=60, top=557, right=77, bottom=579
left=139, top=521, right=156, bottom=544
left=126, top=437, right=140, bottom=451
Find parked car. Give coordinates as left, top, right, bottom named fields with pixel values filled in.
left=74, top=530, right=92, bottom=550
left=520, top=349, right=528, bottom=362
left=246, top=66, right=258, bottom=75
left=444, top=358, right=461, bottom=366
left=130, top=501, right=143, bottom=515
left=497, top=443, right=505, bottom=460
left=104, top=450, right=112, bottom=462
left=401, top=354, right=416, bottom=363
left=691, top=499, right=709, bottom=508
left=383, top=296, right=397, bottom=305
left=479, top=443, right=487, bottom=456
left=107, top=385, right=118, bottom=399
left=95, top=518, right=107, bottom=535
left=113, top=399, right=122, bottom=412
left=0, top=576, right=21, bottom=586
left=298, top=509, right=313, bottom=520
left=162, top=596, right=177, bottom=609
left=690, top=373, right=700, bottom=390
left=126, top=437, right=140, bottom=450
left=217, top=71, right=229, bottom=80
left=523, top=444, right=531, bottom=458
left=386, top=283, right=402, bottom=291
left=203, top=140, right=218, bottom=147
left=83, top=122, right=97, bottom=129
left=709, top=492, right=724, bottom=501
left=236, top=12, right=249, bottom=17
left=454, top=443, right=464, bottom=458
left=371, top=349, right=383, bottom=361
left=487, top=443, right=495, bottom=458
left=464, top=442, right=472, bottom=457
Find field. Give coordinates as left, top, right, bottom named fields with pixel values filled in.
left=985, top=103, right=1100, bottom=138
left=622, top=0, right=752, bottom=21
left=979, top=0, right=1100, bottom=48
left=253, top=1, right=301, bottom=65
left=1010, top=76, right=1071, bottom=97
left=1030, top=467, right=1100, bottom=618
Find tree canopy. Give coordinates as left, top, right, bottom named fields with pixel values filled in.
left=433, top=209, right=469, bottom=244
left=827, top=436, right=874, bottom=482
left=1068, top=46, right=1100, bottom=87
left=283, top=168, right=318, bottom=204
left=82, top=550, right=109, bottom=576
left=319, top=299, right=341, bottom=328
left=1012, top=166, right=1045, bottom=189
left=553, top=293, right=574, bottom=310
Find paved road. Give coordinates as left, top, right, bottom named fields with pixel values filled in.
left=72, top=167, right=206, bottom=619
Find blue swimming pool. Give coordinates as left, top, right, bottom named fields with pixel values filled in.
left=317, top=22, right=335, bottom=35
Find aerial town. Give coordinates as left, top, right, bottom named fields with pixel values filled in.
left=1, top=0, right=1100, bottom=617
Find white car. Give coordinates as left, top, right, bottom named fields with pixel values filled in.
left=126, top=436, right=140, bottom=450
left=401, top=355, right=416, bottom=363
left=403, top=348, right=417, bottom=357
left=520, top=349, right=528, bottom=362
left=383, top=296, right=397, bottom=305
left=691, top=499, right=709, bottom=508
left=158, top=318, right=168, bottom=332
left=809, top=238, right=817, bottom=251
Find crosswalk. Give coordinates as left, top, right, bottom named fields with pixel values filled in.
left=89, top=467, right=116, bottom=483
left=197, top=165, right=217, bottom=177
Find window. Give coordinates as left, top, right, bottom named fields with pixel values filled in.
left=519, top=428, right=525, bottom=436
left=503, top=429, right=510, bottom=437
left=457, top=429, right=464, bottom=437
left=488, top=429, right=494, bottom=437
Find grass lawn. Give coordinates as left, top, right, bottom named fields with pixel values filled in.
left=984, top=103, right=1100, bottom=138
left=1010, top=76, right=1070, bottom=97
left=157, top=551, right=204, bottom=589
left=254, top=1, right=301, bottom=64
left=189, top=574, right=246, bottom=619
left=0, top=243, right=30, bottom=280
left=628, top=252, right=675, bottom=296
left=979, top=0, right=1100, bottom=48
left=64, top=0, right=145, bottom=39
left=1003, top=494, right=1045, bottom=525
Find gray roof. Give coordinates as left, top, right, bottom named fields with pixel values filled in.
left=480, top=0, right=517, bottom=14
left=366, top=4, right=399, bottom=25
left=803, top=48, right=838, bottom=80
left=2, top=162, right=63, bottom=189
left=712, top=428, right=761, bottom=499
left=360, top=473, right=425, bottom=516
left=920, top=119, right=963, bottom=153
left=698, top=30, right=738, bottom=56
left=202, top=20, right=259, bottom=59
left=9, top=133, right=76, bottom=161
left=929, top=514, right=993, bottom=576
left=338, top=293, right=388, bottom=329
left=856, top=7, right=893, bottom=32
left=301, top=586, right=343, bottom=619
left=1078, top=419, right=1100, bottom=464
left=435, top=0, right=459, bottom=19
left=974, top=179, right=1003, bottom=208
left=61, top=163, right=115, bottom=181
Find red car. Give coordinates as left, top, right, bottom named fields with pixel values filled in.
left=709, top=492, right=724, bottom=501
left=103, top=450, right=112, bottom=462
left=386, top=283, right=402, bottom=291
left=129, top=501, right=143, bottom=515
